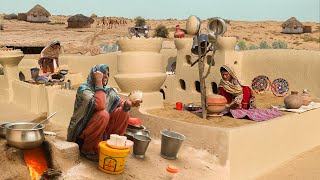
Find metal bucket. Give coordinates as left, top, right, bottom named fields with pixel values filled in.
left=160, top=129, right=186, bottom=160
left=30, top=68, right=40, bottom=80
left=132, top=135, right=151, bottom=159
left=191, top=34, right=209, bottom=55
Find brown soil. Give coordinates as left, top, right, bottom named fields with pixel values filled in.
left=0, top=16, right=319, bottom=55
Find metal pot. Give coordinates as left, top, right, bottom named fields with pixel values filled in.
left=5, top=122, right=45, bottom=149
left=0, top=122, right=10, bottom=138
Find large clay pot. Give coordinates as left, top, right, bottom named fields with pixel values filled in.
left=207, top=94, right=228, bottom=114
left=300, top=89, right=312, bottom=106
left=284, top=91, right=303, bottom=109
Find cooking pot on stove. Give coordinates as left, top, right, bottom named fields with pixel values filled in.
left=5, top=122, right=45, bottom=149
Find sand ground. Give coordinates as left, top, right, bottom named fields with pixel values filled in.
left=0, top=15, right=319, bottom=56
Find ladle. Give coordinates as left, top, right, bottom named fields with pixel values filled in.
left=32, top=112, right=57, bottom=129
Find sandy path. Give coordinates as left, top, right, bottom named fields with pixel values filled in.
left=62, top=139, right=227, bottom=180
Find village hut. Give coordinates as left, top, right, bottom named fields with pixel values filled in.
left=17, top=13, right=27, bottom=21
left=281, top=17, right=303, bottom=34
left=90, top=14, right=98, bottom=18
left=26, top=4, right=51, bottom=23
left=67, top=14, right=94, bottom=28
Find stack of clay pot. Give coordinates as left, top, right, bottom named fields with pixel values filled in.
left=207, top=94, right=228, bottom=115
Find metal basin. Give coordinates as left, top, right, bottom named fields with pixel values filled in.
left=0, top=122, right=10, bottom=138
left=5, top=122, right=45, bottom=149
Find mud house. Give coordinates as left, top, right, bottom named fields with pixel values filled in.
left=17, top=13, right=27, bottom=21
left=281, top=17, right=303, bottom=34
left=26, top=4, right=51, bottom=23
left=67, top=14, right=94, bottom=28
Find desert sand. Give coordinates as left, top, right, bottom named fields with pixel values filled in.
left=0, top=15, right=319, bottom=56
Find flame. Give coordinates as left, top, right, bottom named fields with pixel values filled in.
left=23, top=147, right=48, bottom=180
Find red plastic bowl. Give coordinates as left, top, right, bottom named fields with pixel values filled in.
left=129, top=118, right=142, bottom=126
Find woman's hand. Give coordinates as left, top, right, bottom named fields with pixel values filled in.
left=93, top=71, right=103, bottom=87
left=132, top=100, right=142, bottom=107
left=125, top=99, right=142, bottom=109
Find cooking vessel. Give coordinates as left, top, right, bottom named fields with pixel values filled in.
left=0, top=122, right=10, bottom=138
left=5, top=122, right=45, bottom=149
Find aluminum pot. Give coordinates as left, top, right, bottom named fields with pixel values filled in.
left=0, top=122, right=10, bottom=138
left=5, top=122, right=45, bottom=149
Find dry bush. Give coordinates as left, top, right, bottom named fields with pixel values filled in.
left=3, top=13, right=17, bottom=20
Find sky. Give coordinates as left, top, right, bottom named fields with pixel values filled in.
left=0, top=0, right=319, bottom=22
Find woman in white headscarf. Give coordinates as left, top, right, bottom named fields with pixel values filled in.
left=38, top=40, right=61, bottom=73
left=219, top=64, right=256, bottom=109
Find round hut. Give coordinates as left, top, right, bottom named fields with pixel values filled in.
left=67, top=14, right=94, bottom=28
left=26, top=4, right=51, bottom=23
left=281, top=17, right=303, bottom=34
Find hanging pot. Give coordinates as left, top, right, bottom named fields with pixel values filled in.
left=191, top=34, right=209, bottom=55
left=207, top=17, right=227, bottom=37
left=186, top=15, right=201, bottom=35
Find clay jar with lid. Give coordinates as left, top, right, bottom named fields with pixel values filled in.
left=300, top=89, right=312, bottom=106
left=206, top=94, right=228, bottom=114
left=284, top=91, right=303, bottom=109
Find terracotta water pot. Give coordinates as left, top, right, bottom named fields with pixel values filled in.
left=284, top=91, right=303, bottom=109
left=300, top=89, right=312, bottom=106
left=206, top=94, right=228, bottom=114
left=174, top=25, right=185, bottom=38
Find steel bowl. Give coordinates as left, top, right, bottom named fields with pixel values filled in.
left=0, top=122, right=10, bottom=138
left=5, top=122, right=45, bottom=149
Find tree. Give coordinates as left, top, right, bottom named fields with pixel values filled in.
left=134, top=16, right=146, bottom=27
left=154, top=25, right=169, bottom=38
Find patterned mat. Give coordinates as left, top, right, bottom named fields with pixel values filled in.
left=230, top=108, right=283, bottom=122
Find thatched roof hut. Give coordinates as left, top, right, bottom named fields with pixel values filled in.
left=90, top=14, right=98, bottom=18
left=281, top=17, right=303, bottom=34
left=26, top=4, right=51, bottom=23
left=67, top=14, right=94, bottom=28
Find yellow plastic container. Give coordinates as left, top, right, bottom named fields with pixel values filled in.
left=98, top=141, right=130, bottom=174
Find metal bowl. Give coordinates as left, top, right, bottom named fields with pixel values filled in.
left=35, top=76, right=49, bottom=84
left=184, top=103, right=201, bottom=111
left=5, top=122, right=45, bottom=149
left=59, top=69, right=69, bottom=76
left=0, top=122, right=10, bottom=138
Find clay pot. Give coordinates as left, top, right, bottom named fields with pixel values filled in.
left=174, top=25, right=185, bottom=38
left=206, top=94, right=228, bottom=114
left=300, top=89, right=312, bottom=106
left=284, top=91, right=303, bottom=109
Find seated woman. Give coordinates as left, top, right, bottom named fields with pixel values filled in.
left=38, top=40, right=61, bottom=74
left=218, top=64, right=256, bottom=109
left=67, top=64, right=141, bottom=161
